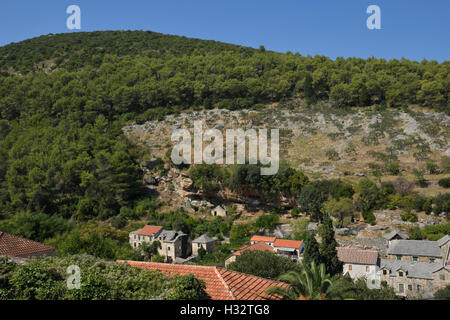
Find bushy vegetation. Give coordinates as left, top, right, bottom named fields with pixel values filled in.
left=409, top=223, right=450, bottom=241
left=0, top=31, right=448, bottom=273
left=227, top=250, right=302, bottom=280
left=326, top=277, right=399, bottom=300
left=438, top=177, right=450, bottom=188
left=434, top=284, right=450, bottom=300
left=0, top=254, right=207, bottom=300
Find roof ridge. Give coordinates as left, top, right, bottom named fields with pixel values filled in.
left=217, top=267, right=288, bottom=287
left=214, top=267, right=235, bottom=300
left=120, top=260, right=218, bottom=270
left=0, top=231, right=54, bottom=249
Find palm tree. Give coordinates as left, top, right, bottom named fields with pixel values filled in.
left=264, top=261, right=333, bottom=300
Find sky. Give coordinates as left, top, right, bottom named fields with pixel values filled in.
left=0, top=0, right=448, bottom=62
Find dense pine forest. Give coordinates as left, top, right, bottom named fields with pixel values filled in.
left=0, top=30, right=448, bottom=260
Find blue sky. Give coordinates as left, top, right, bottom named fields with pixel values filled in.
left=0, top=0, right=448, bottom=61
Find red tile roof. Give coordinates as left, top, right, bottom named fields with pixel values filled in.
left=0, top=231, right=55, bottom=258
left=118, top=260, right=289, bottom=300
left=138, top=225, right=163, bottom=236
left=273, top=239, right=303, bottom=249
left=337, top=246, right=379, bottom=265
left=233, top=242, right=274, bottom=256
left=233, top=242, right=273, bottom=256
left=250, top=235, right=276, bottom=243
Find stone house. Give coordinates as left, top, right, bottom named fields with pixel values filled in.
left=380, top=235, right=450, bottom=298
left=380, top=259, right=449, bottom=298
left=192, top=234, right=216, bottom=256
left=129, top=225, right=164, bottom=249
left=337, top=246, right=380, bottom=287
left=157, top=230, right=187, bottom=263
left=387, top=235, right=449, bottom=263
left=211, top=205, right=226, bottom=217
left=383, top=231, right=409, bottom=243
left=129, top=225, right=186, bottom=263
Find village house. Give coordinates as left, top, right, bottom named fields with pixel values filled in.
left=273, top=239, right=304, bottom=262
left=129, top=225, right=164, bottom=248
left=129, top=225, right=187, bottom=263
left=250, top=235, right=276, bottom=247
left=383, top=231, right=409, bottom=242
left=337, top=246, right=380, bottom=287
left=118, top=260, right=290, bottom=300
left=387, top=235, right=449, bottom=263
left=192, top=234, right=216, bottom=256
left=211, top=205, right=227, bottom=217
left=0, top=231, right=55, bottom=263
left=225, top=236, right=303, bottom=266
left=225, top=241, right=274, bottom=267
left=380, top=235, right=450, bottom=298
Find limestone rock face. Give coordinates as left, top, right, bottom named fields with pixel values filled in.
left=143, top=172, right=158, bottom=185
left=180, top=177, right=193, bottom=190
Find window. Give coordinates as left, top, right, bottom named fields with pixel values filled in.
left=396, top=255, right=402, bottom=260
left=198, top=244, right=201, bottom=248
left=133, top=243, right=136, bottom=247
left=399, top=284, right=404, bottom=293
left=168, top=247, right=171, bottom=251
left=399, top=271, right=404, bottom=277
left=417, top=285, right=422, bottom=292
left=430, top=258, right=435, bottom=263
left=366, top=266, right=370, bottom=272
left=413, top=256, right=418, bottom=261
left=383, top=270, right=387, bottom=275
left=440, top=274, right=445, bottom=281
left=134, top=235, right=136, bottom=240
left=348, top=265, right=352, bottom=271
left=408, top=285, right=412, bottom=291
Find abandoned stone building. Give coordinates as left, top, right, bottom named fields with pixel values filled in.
left=380, top=235, right=450, bottom=298
left=129, top=225, right=187, bottom=263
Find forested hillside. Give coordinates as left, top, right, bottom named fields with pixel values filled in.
left=0, top=30, right=448, bottom=259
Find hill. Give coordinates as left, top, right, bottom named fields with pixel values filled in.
left=0, top=31, right=448, bottom=260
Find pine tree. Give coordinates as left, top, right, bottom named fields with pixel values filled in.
left=303, top=72, right=315, bottom=105
left=319, top=212, right=343, bottom=276
left=302, top=232, right=321, bottom=267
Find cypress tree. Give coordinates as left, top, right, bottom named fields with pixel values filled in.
left=303, top=72, right=315, bottom=105
left=302, top=231, right=321, bottom=268
left=319, top=212, right=343, bottom=276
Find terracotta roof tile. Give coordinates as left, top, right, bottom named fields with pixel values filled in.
left=337, top=246, right=379, bottom=265
left=233, top=242, right=274, bottom=256
left=138, top=225, right=163, bottom=236
left=273, top=239, right=303, bottom=249
left=0, top=231, right=55, bottom=258
left=118, top=260, right=289, bottom=300
left=250, top=235, right=276, bottom=243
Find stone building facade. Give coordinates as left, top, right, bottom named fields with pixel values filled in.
left=129, top=225, right=186, bottom=263
left=380, top=235, right=450, bottom=298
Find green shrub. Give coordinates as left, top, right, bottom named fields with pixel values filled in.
left=1, top=254, right=207, bottom=300
left=438, top=178, right=450, bottom=188
left=440, top=156, right=450, bottom=174
left=401, top=212, right=418, bottom=222
left=362, top=211, right=376, bottom=225
left=426, top=160, right=439, bottom=174
left=433, top=193, right=450, bottom=215
left=386, top=162, right=400, bottom=175
left=326, top=149, right=340, bottom=161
